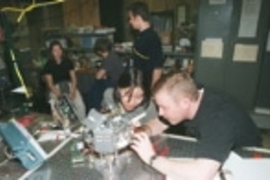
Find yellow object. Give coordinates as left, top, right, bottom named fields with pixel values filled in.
left=10, top=49, right=31, bottom=98
left=1, top=0, right=65, bottom=23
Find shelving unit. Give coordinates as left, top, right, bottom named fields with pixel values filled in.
left=43, top=28, right=115, bottom=49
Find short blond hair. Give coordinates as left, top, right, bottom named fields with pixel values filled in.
left=153, top=71, right=199, bottom=101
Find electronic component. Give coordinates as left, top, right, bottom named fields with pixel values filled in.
left=0, top=119, right=47, bottom=169
left=49, top=94, right=81, bottom=130
left=83, top=109, right=132, bottom=154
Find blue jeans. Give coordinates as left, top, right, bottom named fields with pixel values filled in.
left=87, top=79, right=113, bottom=111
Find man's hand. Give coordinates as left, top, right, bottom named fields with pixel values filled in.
left=130, top=132, right=156, bottom=164
left=69, top=91, right=76, bottom=100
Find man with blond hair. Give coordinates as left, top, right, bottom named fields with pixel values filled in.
left=131, top=71, right=261, bottom=180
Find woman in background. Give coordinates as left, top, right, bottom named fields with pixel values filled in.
left=43, top=41, right=86, bottom=120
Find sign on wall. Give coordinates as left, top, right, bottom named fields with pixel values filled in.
left=238, top=0, right=262, bottom=38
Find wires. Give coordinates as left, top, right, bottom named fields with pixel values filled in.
left=1, top=0, right=65, bottom=23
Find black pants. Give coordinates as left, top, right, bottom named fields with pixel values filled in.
left=87, top=79, right=113, bottom=111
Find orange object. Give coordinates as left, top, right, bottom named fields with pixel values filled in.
left=17, top=114, right=36, bottom=127
left=253, top=153, right=263, bottom=158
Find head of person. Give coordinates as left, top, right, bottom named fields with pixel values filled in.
left=114, top=69, right=149, bottom=112
left=152, top=71, right=199, bottom=125
left=127, top=1, right=150, bottom=30
left=94, top=38, right=112, bottom=58
left=49, top=41, right=64, bottom=61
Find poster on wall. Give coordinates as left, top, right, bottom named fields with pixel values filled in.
left=209, top=0, right=226, bottom=5
left=177, top=6, right=186, bottom=27
left=201, top=38, right=223, bottom=59
left=238, top=0, right=261, bottom=38
left=267, top=31, right=270, bottom=52
left=233, top=44, right=258, bottom=62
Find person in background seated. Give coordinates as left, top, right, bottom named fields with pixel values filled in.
left=131, top=71, right=261, bottom=180
left=43, top=41, right=86, bottom=120
left=94, top=38, right=124, bottom=86
left=88, top=38, right=124, bottom=110
left=102, top=69, right=158, bottom=125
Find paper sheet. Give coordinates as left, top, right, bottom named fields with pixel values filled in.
left=201, top=38, right=223, bottom=59
left=168, top=152, right=270, bottom=180
left=233, top=44, right=258, bottom=62
left=222, top=152, right=270, bottom=180
left=266, top=31, right=270, bottom=52
left=238, top=0, right=261, bottom=37
left=177, top=6, right=186, bottom=27
left=209, top=0, right=226, bottom=5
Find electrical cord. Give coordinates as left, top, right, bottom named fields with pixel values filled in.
left=1, top=0, right=65, bottom=22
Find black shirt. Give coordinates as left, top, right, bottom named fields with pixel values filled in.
left=43, top=58, right=74, bottom=84
left=133, top=27, right=163, bottom=90
left=100, top=51, right=124, bottom=85
left=183, top=87, right=261, bottom=163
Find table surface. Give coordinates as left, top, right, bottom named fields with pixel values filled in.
left=0, top=133, right=270, bottom=180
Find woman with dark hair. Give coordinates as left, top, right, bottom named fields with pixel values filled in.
left=43, top=41, right=86, bottom=119
left=102, top=69, right=158, bottom=125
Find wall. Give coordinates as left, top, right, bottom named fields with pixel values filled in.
left=27, top=4, right=64, bottom=56
left=254, top=0, right=270, bottom=109
left=62, top=0, right=100, bottom=28
left=194, top=0, right=270, bottom=110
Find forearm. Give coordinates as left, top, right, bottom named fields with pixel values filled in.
left=48, top=83, right=60, bottom=96
left=45, top=75, right=60, bottom=96
left=152, top=68, right=162, bottom=87
left=146, top=118, right=168, bottom=136
left=151, top=156, right=200, bottom=180
left=151, top=157, right=219, bottom=180
left=96, top=69, right=106, bottom=80
left=70, top=71, right=77, bottom=93
left=70, top=77, right=77, bottom=93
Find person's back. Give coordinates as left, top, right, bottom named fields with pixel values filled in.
left=101, top=51, right=124, bottom=86
left=88, top=38, right=124, bottom=110
left=183, top=86, right=261, bottom=162
left=130, top=71, right=262, bottom=180
left=94, top=38, right=124, bottom=85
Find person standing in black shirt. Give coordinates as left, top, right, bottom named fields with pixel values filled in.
left=127, top=2, right=164, bottom=95
left=131, top=71, right=261, bottom=180
left=43, top=41, right=86, bottom=119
